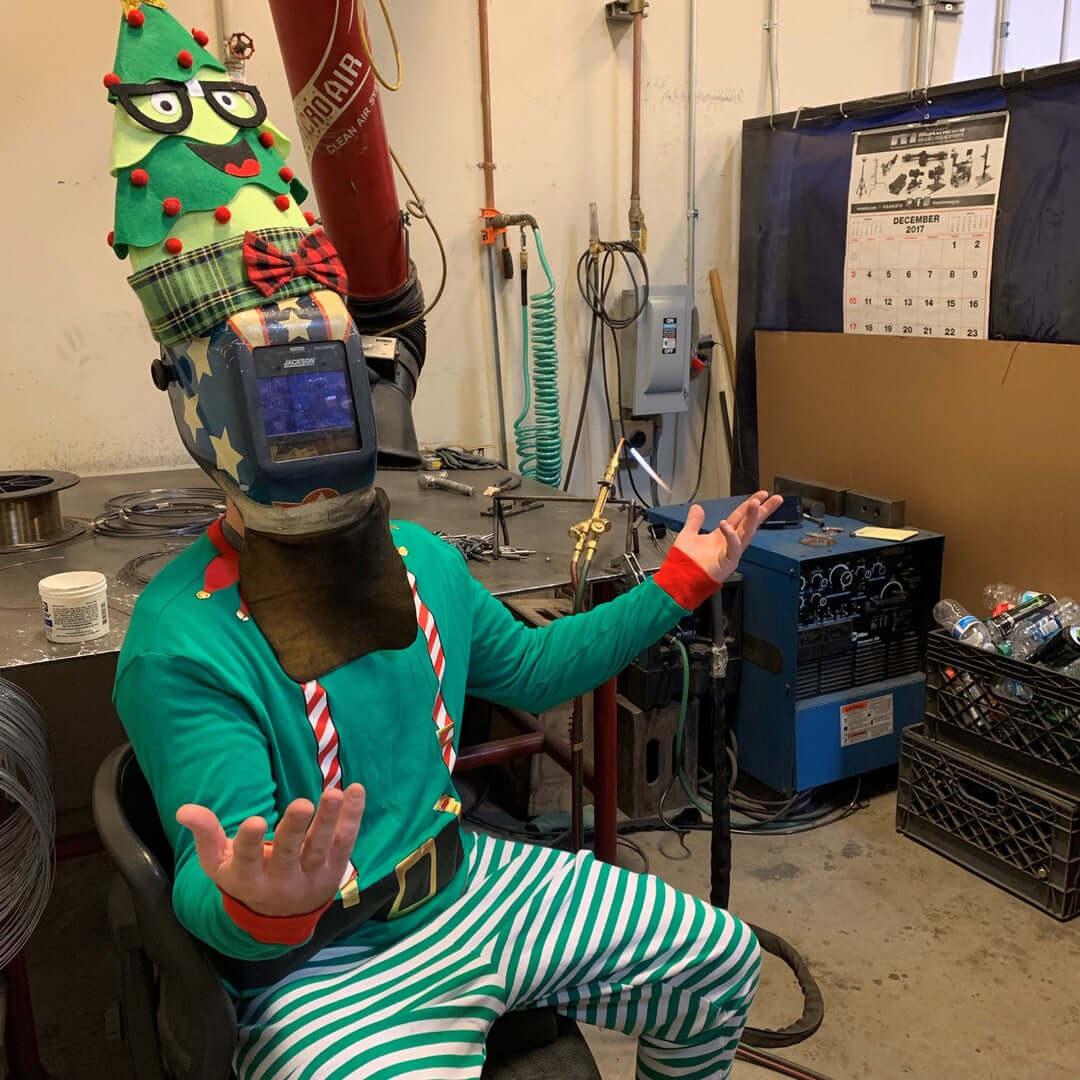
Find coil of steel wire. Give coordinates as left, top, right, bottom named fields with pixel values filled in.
left=0, top=679, right=54, bottom=969
left=92, top=488, right=225, bottom=538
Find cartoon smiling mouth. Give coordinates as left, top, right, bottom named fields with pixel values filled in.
left=186, top=138, right=261, bottom=178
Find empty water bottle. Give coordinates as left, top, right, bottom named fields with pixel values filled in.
left=983, top=582, right=1019, bottom=613
left=1054, top=597, right=1080, bottom=627
left=1008, top=599, right=1080, bottom=661
left=934, top=600, right=995, bottom=650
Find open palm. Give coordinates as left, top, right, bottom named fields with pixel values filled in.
left=177, top=784, right=366, bottom=917
left=674, top=491, right=784, bottom=584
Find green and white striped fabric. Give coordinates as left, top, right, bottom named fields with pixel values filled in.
left=234, top=833, right=760, bottom=1080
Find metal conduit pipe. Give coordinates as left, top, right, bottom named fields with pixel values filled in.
left=629, top=2, right=646, bottom=249
left=687, top=0, right=698, bottom=296
left=477, top=0, right=511, bottom=468
left=1062, top=0, right=1073, bottom=63
left=766, top=0, right=780, bottom=116
left=994, top=0, right=1010, bottom=75
left=915, top=0, right=937, bottom=89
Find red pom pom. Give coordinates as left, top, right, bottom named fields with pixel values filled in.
left=162, top=197, right=182, bottom=217
left=103, top=72, right=121, bottom=89
left=274, top=195, right=290, bottom=212
left=177, top=49, right=194, bottom=69
left=191, top=27, right=210, bottom=46
left=303, top=211, right=317, bottom=226
left=278, top=166, right=294, bottom=182
left=126, top=9, right=145, bottom=27
left=107, top=230, right=115, bottom=247
left=259, top=131, right=275, bottom=148
left=130, top=168, right=150, bottom=188
left=214, top=206, right=232, bottom=224
left=164, top=238, right=184, bottom=255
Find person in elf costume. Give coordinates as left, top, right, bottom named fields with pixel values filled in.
left=105, top=4, right=781, bottom=1077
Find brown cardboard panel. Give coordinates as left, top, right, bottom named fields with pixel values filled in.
left=756, top=331, right=1080, bottom=612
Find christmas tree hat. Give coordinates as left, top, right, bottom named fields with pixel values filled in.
left=104, top=1, right=325, bottom=344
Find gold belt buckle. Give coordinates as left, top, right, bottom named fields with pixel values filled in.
left=388, top=835, right=438, bottom=919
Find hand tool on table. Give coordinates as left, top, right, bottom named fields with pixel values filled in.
left=417, top=473, right=475, bottom=497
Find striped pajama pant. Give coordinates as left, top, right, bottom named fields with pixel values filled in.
left=234, top=833, right=761, bottom=1080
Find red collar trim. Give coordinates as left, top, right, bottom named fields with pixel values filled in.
left=203, top=518, right=241, bottom=596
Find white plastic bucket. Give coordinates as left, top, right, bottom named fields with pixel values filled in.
left=38, top=571, right=110, bottom=643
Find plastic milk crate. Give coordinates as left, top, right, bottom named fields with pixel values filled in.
left=897, top=725, right=1080, bottom=920
left=924, top=629, right=1080, bottom=797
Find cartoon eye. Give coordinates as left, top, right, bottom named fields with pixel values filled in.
left=113, top=82, right=193, bottom=134
left=149, top=91, right=183, bottom=118
left=209, top=89, right=257, bottom=119
left=200, top=81, right=267, bottom=128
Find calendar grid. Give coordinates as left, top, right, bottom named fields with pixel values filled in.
left=842, top=113, right=1008, bottom=340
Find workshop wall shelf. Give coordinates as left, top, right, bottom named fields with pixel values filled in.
left=897, top=725, right=1080, bottom=921
left=924, top=630, right=1080, bottom=798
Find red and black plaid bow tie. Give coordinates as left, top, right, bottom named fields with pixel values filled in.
left=243, top=229, right=348, bottom=298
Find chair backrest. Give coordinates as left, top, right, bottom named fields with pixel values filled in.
left=93, top=744, right=237, bottom=1080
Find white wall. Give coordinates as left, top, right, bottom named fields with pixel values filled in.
left=7, top=0, right=1060, bottom=497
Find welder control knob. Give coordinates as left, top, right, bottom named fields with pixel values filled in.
left=810, top=593, right=825, bottom=611
left=799, top=575, right=807, bottom=592
left=831, top=565, right=853, bottom=590
left=150, top=357, right=176, bottom=391
left=810, top=572, right=826, bottom=591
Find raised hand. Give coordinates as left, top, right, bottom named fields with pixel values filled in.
left=674, top=491, right=785, bottom=584
left=176, top=783, right=366, bottom=917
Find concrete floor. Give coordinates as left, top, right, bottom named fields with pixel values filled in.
left=23, top=789, right=1080, bottom=1079
left=580, top=791, right=1080, bottom=1079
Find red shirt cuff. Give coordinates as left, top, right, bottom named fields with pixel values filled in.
left=653, top=546, right=719, bottom=610
left=219, top=889, right=332, bottom=946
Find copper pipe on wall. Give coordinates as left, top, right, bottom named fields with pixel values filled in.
left=478, top=0, right=512, bottom=278
left=478, top=0, right=496, bottom=208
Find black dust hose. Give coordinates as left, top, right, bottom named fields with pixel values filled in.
left=347, top=263, right=426, bottom=467
left=708, top=639, right=825, bottom=1050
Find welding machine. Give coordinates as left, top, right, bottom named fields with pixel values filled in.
left=648, top=499, right=944, bottom=794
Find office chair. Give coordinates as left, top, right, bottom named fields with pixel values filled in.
left=92, top=744, right=600, bottom=1080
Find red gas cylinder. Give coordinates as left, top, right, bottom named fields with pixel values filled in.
left=266, top=0, right=407, bottom=300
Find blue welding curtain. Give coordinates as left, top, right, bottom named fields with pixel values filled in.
left=734, top=78, right=1080, bottom=491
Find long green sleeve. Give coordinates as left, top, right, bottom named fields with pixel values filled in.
left=114, top=652, right=299, bottom=961
left=462, top=562, right=691, bottom=712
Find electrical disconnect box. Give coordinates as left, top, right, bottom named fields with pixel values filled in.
left=618, top=284, right=691, bottom=416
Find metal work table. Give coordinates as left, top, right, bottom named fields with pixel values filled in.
left=0, top=465, right=659, bottom=842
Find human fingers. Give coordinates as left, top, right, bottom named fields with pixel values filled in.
left=269, top=799, right=315, bottom=870
left=176, top=804, right=228, bottom=878
left=677, top=503, right=706, bottom=542
left=328, top=784, right=366, bottom=872
left=231, top=815, right=270, bottom=872
left=716, top=521, right=743, bottom=571
left=739, top=494, right=784, bottom=541
left=724, top=491, right=768, bottom=531
left=299, top=788, right=344, bottom=874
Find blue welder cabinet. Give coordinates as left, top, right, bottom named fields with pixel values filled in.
left=648, top=499, right=944, bottom=794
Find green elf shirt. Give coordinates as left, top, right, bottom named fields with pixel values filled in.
left=113, top=516, right=716, bottom=966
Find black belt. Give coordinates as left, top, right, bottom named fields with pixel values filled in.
left=213, top=817, right=464, bottom=993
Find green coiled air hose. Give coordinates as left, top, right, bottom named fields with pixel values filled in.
left=513, top=227, right=562, bottom=488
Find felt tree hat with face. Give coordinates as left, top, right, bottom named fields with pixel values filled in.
left=105, top=0, right=311, bottom=268
left=103, top=1, right=347, bottom=346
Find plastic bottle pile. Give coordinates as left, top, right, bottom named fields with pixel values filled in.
left=933, top=586, right=1080, bottom=700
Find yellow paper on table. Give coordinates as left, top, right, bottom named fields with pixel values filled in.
left=853, top=526, right=918, bottom=542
